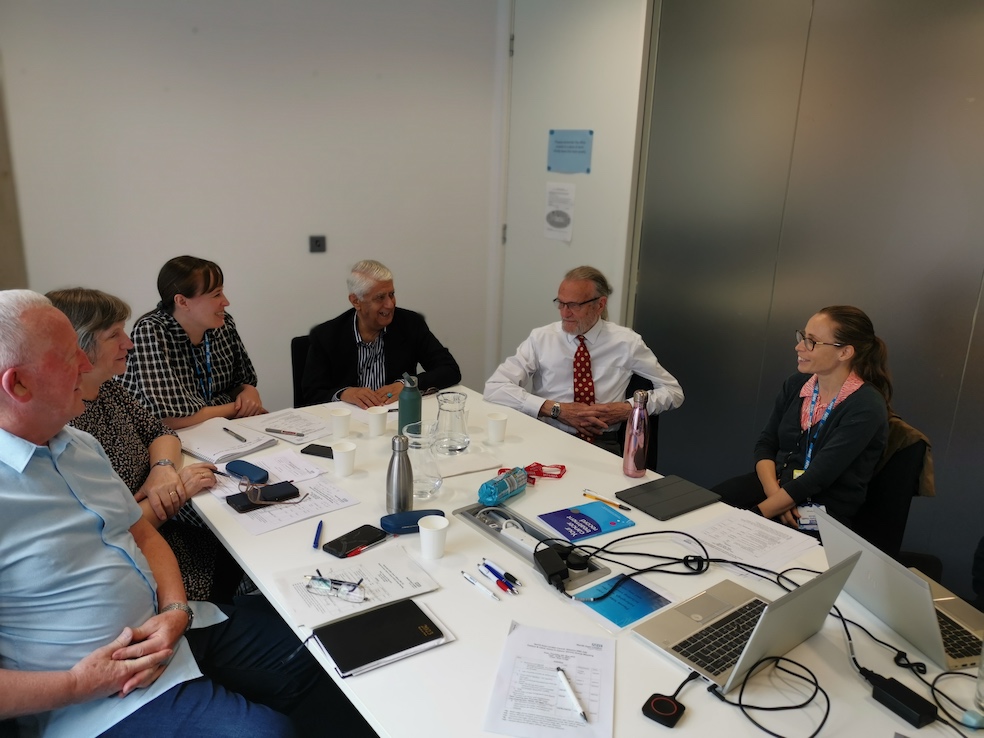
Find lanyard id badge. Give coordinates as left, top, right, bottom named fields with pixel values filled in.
left=803, top=382, right=837, bottom=471
left=796, top=502, right=826, bottom=532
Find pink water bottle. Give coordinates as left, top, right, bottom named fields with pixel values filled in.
left=622, top=390, right=649, bottom=477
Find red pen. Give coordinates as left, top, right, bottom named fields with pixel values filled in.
left=477, top=563, right=515, bottom=594
left=345, top=537, right=389, bottom=558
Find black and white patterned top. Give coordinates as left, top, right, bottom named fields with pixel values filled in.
left=71, top=379, right=176, bottom=493
left=121, top=308, right=258, bottom=419
left=70, top=378, right=229, bottom=601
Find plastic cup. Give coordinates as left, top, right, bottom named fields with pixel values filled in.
left=332, top=441, right=356, bottom=477
left=366, top=406, right=388, bottom=437
left=331, top=408, right=351, bottom=438
left=487, top=412, right=508, bottom=444
left=418, top=515, right=449, bottom=559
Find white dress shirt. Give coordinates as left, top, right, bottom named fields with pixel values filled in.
left=483, top=319, right=684, bottom=434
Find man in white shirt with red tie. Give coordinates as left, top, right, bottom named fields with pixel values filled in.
left=484, top=266, right=683, bottom=451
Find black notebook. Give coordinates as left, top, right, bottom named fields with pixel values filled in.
left=313, top=599, right=445, bottom=677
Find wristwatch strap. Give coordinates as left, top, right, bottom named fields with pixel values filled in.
left=160, top=602, right=194, bottom=633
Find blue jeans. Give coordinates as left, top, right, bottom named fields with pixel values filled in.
left=98, top=678, right=294, bottom=738
left=100, top=596, right=346, bottom=738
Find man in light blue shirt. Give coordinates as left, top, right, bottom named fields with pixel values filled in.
left=0, top=291, right=308, bottom=737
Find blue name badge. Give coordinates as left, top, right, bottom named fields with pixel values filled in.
left=796, top=502, right=826, bottom=532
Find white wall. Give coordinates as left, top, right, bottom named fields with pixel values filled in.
left=498, top=0, right=650, bottom=361
left=0, top=0, right=509, bottom=412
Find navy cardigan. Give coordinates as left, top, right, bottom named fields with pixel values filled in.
left=754, top=373, right=888, bottom=520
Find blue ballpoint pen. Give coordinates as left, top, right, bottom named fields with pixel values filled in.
left=479, top=562, right=516, bottom=592
left=312, top=521, right=323, bottom=549
left=482, top=559, right=523, bottom=588
left=477, top=563, right=515, bottom=594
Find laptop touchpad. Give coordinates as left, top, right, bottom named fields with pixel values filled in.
left=677, top=593, right=732, bottom=623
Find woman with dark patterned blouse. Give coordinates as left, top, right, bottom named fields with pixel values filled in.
left=121, top=255, right=266, bottom=430
left=47, top=287, right=241, bottom=602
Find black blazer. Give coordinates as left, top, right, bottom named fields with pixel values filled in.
left=301, top=307, right=461, bottom=406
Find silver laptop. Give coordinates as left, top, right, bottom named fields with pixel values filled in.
left=633, top=552, right=859, bottom=693
left=817, top=509, right=984, bottom=670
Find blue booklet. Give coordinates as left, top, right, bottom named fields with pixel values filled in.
left=537, top=500, right=635, bottom=541
left=579, top=575, right=671, bottom=629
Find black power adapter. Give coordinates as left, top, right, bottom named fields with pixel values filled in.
left=860, top=668, right=937, bottom=728
left=533, top=546, right=569, bottom=592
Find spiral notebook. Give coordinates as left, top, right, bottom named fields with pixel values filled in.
left=176, top=418, right=276, bottom=463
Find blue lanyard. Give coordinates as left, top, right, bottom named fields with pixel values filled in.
left=803, top=381, right=836, bottom=470
left=193, top=334, right=213, bottom=401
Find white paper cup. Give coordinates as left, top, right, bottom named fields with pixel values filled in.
left=418, top=515, right=449, bottom=559
left=332, top=441, right=356, bottom=477
left=487, top=412, right=508, bottom=444
left=331, top=408, right=351, bottom=438
left=367, top=406, right=388, bottom=437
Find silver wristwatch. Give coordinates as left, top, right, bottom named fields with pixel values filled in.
left=160, top=602, right=194, bottom=633
left=550, top=402, right=561, bottom=419
left=154, top=458, right=175, bottom=469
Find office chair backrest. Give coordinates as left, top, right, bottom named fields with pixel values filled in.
left=851, top=416, right=929, bottom=560
left=290, top=334, right=310, bottom=408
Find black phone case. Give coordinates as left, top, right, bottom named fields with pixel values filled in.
left=261, top=481, right=300, bottom=501
left=300, top=444, right=334, bottom=459
left=322, top=524, right=386, bottom=557
left=225, top=481, right=299, bottom=513
left=226, top=492, right=262, bottom=513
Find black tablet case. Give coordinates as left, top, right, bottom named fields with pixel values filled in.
left=615, top=475, right=720, bottom=521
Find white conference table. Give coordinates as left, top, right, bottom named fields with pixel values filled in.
left=190, top=387, right=972, bottom=737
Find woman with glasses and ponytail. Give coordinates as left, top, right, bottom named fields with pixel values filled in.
left=713, top=305, right=891, bottom=529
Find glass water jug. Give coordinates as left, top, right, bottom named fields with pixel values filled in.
left=402, top=421, right=443, bottom=499
left=434, top=391, right=470, bottom=455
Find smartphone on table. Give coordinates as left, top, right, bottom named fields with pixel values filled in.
left=322, top=524, right=387, bottom=558
left=225, top=481, right=300, bottom=513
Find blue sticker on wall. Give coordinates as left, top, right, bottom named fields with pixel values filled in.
left=547, top=129, right=593, bottom=173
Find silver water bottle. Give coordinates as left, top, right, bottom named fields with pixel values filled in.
left=386, top=434, right=413, bottom=514
left=622, top=390, right=649, bottom=478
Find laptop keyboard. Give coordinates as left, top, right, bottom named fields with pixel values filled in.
left=672, top=599, right=767, bottom=676
left=937, top=610, right=982, bottom=660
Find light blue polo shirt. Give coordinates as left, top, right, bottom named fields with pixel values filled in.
left=0, top=426, right=201, bottom=738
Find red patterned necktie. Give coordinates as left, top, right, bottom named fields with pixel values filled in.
left=573, top=335, right=596, bottom=441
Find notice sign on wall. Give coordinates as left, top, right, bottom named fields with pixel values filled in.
left=547, top=129, right=593, bottom=173
left=545, top=182, right=575, bottom=243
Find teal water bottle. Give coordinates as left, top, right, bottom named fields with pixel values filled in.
left=398, top=373, right=421, bottom=434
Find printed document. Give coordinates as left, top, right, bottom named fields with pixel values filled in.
left=211, top=473, right=358, bottom=535
left=276, top=546, right=439, bottom=627
left=685, top=508, right=819, bottom=572
left=237, top=408, right=332, bottom=445
left=484, top=622, right=615, bottom=738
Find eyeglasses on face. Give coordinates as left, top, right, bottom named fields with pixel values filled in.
left=238, top=477, right=309, bottom=506
left=552, top=296, right=601, bottom=311
left=795, top=329, right=846, bottom=351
